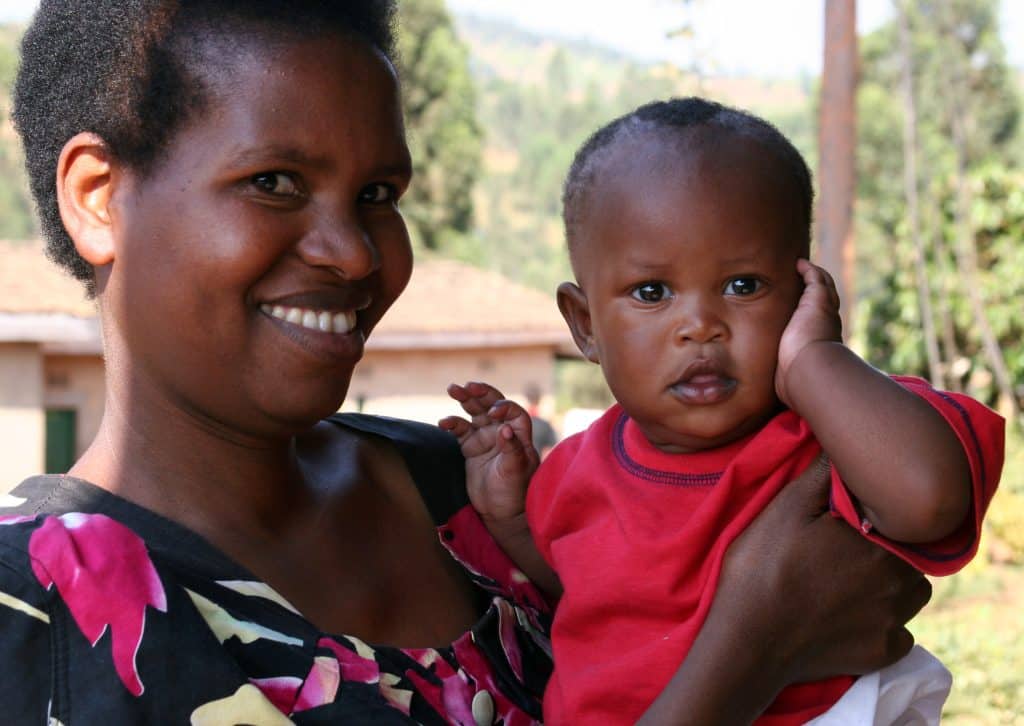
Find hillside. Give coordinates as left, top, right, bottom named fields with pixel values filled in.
left=450, top=13, right=815, bottom=294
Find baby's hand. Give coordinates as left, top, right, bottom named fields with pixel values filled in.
left=439, top=381, right=540, bottom=525
left=776, top=259, right=843, bottom=406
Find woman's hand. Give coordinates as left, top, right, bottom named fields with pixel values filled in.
left=639, top=455, right=932, bottom=725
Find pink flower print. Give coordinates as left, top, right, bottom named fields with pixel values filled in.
left=452, top=632, right=539, bottom=726
left=0, top=515, right=38, bottom=525
left=318, top=636, right=380, bottom=684
left=293, top=656, right=341, bottom=712
left=495, top=599, right=524, bottom=682
left=439, top=508, right=550, bottom=614
left=250, top=676, right=303, bottom=714
left=379, top=672, right=414, bottom=716
left=403, top=664, right=476, bottom=726
left=28, top=513, right=167, bottom=696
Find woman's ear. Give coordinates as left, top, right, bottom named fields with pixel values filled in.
left=56, top=132, right=119, bottom=266
left=557, top=281, right=600, bottom=364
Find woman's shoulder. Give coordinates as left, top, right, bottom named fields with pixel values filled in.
left=326, top=413, right=470, bottom=525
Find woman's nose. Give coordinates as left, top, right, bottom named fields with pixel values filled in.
left=296, top=215, right=379, bottom=280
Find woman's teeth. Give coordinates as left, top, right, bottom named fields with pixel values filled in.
left=260, top=304, right=357, bottom=334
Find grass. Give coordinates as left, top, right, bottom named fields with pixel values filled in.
left=911, top=557, right=1024, bottom=723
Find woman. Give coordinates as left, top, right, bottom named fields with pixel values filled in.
left=0, top=1, right=929, bottom=723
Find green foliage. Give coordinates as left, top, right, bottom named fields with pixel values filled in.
left=556, top=359, right=613, bottom=412
left=855, top=0, right=1022, bottom=414
left=0, top=23, right=35, bottom=240
left=396, top=0, right=483, bottom=252
left=913, top=560, right=1024, bottom=723
left=987, top=429, right=1024, bottom=561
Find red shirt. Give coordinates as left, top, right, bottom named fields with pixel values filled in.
left=527, top=377, right=1003, bottom=724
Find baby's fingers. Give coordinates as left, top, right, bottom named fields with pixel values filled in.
left=438, top=415, right=473, bottom=442
left=496, top=423, right=539, bottom=477
left=447, top=381, right=506, bottom=418
left=797, top=259, right=840, bottom=310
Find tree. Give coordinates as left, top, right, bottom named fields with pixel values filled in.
left=396, top=0, right=483, bottom=252
left=857, top=0, right=1021, bottom=422
left=0, top=24, right=36, bottom=240
left=896, top=0, right=942, bottom=386
left=817, top=0, right=858, bottom=335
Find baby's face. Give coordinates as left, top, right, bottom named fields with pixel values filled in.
left=567, top=133, right=806, bottom=452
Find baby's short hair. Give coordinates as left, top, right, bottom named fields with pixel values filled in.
left=13, top=0, right=397, bottom=293
left=562, top=97, right=814, bottom=259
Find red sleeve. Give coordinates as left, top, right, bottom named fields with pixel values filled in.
left=829, top=376, right=1005, bottom=576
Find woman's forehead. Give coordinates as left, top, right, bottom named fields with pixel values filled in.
left=159, top=32, right=407, bottom=168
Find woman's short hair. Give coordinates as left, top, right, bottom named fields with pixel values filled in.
left=13, top=0, right=397, bottom=292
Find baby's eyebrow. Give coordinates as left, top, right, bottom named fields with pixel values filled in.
left=718, top=252, right=767, bottom=267
left=623, top=257, right=674, bottom=273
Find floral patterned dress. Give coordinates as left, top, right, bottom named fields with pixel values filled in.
left=0, top=414, right=552, bottom=725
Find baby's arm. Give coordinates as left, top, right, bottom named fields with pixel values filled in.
left=440, top=381, right=562, bottom=597
left=775, top=260, right=972, bottom=543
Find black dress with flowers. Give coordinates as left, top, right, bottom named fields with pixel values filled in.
left=0, top=414, right=552, bottom=725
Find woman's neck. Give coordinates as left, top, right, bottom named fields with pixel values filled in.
left=70, top=383, right=321, bottom=549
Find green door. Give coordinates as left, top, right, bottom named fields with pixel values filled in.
left=45, top=409, right=77, bottom=474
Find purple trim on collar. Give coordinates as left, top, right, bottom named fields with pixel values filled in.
left=611, top=412, right=721, bottom=486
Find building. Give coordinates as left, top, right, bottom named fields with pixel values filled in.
left=0, top=242, right=573, bottom=485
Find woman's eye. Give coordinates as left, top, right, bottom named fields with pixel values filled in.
left=724, top=277, right=762, bottom=296
left=359, top=182, right=398, bottom=204
left=250, top=172, right=301, bottom=198
left=631, top=282, right=672, bottom=303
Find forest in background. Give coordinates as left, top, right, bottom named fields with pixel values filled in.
left=0, top=3, right=1022, bottom=717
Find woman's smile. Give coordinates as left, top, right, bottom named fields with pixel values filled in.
left=260, top=304, right=358, bottom=335
left=258, top=304, right=367, bottom=362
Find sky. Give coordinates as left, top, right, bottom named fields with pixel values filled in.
left=3, top=0, right=1022, bottom=79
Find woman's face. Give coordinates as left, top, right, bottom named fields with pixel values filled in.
left=106, top=32, right=413, bottom=437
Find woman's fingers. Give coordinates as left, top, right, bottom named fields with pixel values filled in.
left=720, top=452, right=936, bottom=683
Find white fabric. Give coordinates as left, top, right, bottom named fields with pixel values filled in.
left=806, top=646, right=952, bottom=725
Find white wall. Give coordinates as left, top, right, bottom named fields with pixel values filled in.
left=0, top=344, right=45, bottom=489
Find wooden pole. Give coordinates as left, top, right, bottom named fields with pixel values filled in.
left=817, top=0, right=858, bottom=337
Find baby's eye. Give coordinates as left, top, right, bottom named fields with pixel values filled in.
left=250, top=172, right=301, bottom=198
left=631, top=282, right=672, bottom=303
left=723, top=277, right=762, bottom=296
left=359, top=182, right=398, bottom=204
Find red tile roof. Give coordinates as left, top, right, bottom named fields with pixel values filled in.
left=0, top=241, right=96, bottom=317
left=378, top=257, right=564, bottom=335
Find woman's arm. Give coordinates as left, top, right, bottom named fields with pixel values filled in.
left=638, top=456, right=932, bottom=725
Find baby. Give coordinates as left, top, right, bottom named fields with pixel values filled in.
left=441, top=98, right=1004, bottom=724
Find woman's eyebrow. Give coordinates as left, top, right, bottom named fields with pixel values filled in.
left=229, top=144, right=333, bottom=170
left=227, top=145, right=412, bottom=179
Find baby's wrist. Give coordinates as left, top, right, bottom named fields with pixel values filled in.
left=480, top=510, right=530, bottom=540
left=779, top=341, right=850, bottom=411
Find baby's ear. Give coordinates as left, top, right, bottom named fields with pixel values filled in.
left=56, top=132, right=119, bottom=267
left=557, top=282, right=600, bottom=364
